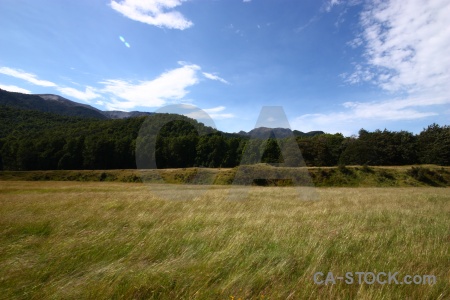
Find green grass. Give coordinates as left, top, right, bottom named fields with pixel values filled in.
left=0, top=181, right=449, bottom=299
left=1, top=165, right=450, bottom=187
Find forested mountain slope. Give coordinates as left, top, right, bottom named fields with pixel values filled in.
left=0, top=89, right=107, bottom=119
left=0, top=88, right=155, bottom=120
left=1, top=101, right=449, bottom=171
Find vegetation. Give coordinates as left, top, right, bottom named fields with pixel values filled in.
left=1, top=165, right=450, bottom=187
left=2, top=90, right=448, bottom=299
left=0, top=181, right=448, bottom=299
left=0, top=88, right=107, bottom=119
left=1, top=105, right=450, bottom=171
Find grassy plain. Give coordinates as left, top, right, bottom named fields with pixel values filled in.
left=0, top=181, right=449, bottom=299
left=1, top=165, right=450, bottom=187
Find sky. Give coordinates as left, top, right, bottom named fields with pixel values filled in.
left=0, top=0, right=449, bottom=136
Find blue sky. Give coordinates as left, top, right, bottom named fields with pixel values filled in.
left=0, top=0, right=449, bottom=135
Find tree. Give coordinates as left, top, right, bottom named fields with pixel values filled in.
left=339, top=135, right=377, bottom=165
left=196, top=134, right=227, bottom=167
left=261, top=138, right=283, bottom=164
left=418, top=124, right=450, bottom=165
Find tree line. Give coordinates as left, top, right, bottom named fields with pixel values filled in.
left=1, top=105, right=449, bottom=170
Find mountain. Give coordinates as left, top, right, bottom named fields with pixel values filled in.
left=0, top=88, right=322, bottom=135
left=237, top=127, right=324, bottom=138
left=101, top=110, right=154, bottom=119
left=38, top=94, right=102, bottom=111
left=293, top=130, right=325, bottom=137
left=0, top=89, right=156, bottom=120
left=0, top=89, right=107, bottom=119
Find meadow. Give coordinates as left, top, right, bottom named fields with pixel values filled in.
left=1, top=165, right=450, bottom=187
left=0, top=180, right=449, bottom=299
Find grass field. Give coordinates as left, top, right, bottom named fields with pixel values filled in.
left=1, top=165, right=450, bottom=187
left=0, top=181, right=449, bottom=299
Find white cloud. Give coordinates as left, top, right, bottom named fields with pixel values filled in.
left=204, top=106, right=226, bottom=114
left=341, top=63, right=375, bottom=84
left=347, top=36, right=363, bottom=48
left=0, top=63, right=228, bottom=112
left=0, top=67, right=56, bottom=87
left=213, top=114, right=235, bottom=120
left=243, top=0, right=252, bottom=3
left=292, top=95, right=448, bottom=135
left=200, top=106, right=234, bottom=120
left=185, top=105, right=234, bottom=120
left=347, top=0, right=450, bottom=96
left=296, top=15, right=319, bottom=33
left=101, top=63, right=201, bottom=109
left=101, top=63, right=230, bottom=110
left=317, top=0, right=450, bottom=135
left=324, top=0, right=361, bottom=12
left=202, top=72, right=229, bottom=84
left=0, top=66, right=102, bottom=102
left=56, top=86, right=101, bottom=102
left=0, top=84, right=31, bottom=94
left=110, top=0, right=193, bottom=30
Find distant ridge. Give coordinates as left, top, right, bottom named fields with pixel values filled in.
left=0, top=88, right=154, bottom=120
left=237, top=127, right=324, bottom=138
left=0, top=88, right=322, bottom=134
left=0, top=89, right=107, bottom=119
left=101, top=110, right=154, bottom=119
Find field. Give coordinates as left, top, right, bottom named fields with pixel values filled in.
left=0, top=181, right=449, bottom=299
left=1, top=165, right=450, bottom=187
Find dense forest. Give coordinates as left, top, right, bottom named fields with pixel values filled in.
left=1, top=105, right=449, bottom=171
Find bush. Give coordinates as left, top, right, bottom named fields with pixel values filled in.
left=338, top=164, right=353, bottom=175
left=407, top=167, right=446, bottom=186
left=378, top=169, right=394, bottom=180
left=361, top=164, right=374, bottom=173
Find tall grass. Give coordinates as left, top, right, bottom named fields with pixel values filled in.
left=0, top=181, right=449, bottom=299
left=1, top=165, right=449, bottom=187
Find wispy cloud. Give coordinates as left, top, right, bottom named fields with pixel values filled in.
left=0, top=66, right=102, bottom=102
left=302, top=0, right=450, bottom=135
left=56, top=86, right=101, bottom=102
left=295, top=15, right=319, bottom=33
left=183, top=105, right=233, bottom=121
left=0, top=84, right=31, bottom=94
left=340, top=63, right=374, bottom=84
left=293, top=95, right=448, bottom=135
left=202, top=72, right=229, bottom=84
left=204, top=106, right=234, bottom=119
left=110, top=0, right=193, bottom=30
left=345, top=0, right=450, bottom=96
left=101, top=62, right=229, bottom=110
left=101, top=62, right=201, bottom=109
left=323, top=0, right=361, bottom=12
left=324, top=0, right=343, bottom=12
left=0, top=62, right=227, bottom=111
left=0, top=67, right=56, bottom=87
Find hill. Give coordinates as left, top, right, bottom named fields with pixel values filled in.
left=101, top=110, right=154, bottom=119
left=1, top=89, right=449, bottom=171
left=0, top=105, right=220, bottom=170
left=0, top=89, right=320, bottom=136
left=0, top=88, right=107, bottom=119
left=0, top=88, right=155, bottom=120
left=237, top=127, right=324, bottom=138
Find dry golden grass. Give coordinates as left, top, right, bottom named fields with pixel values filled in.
left=0, top=181, right=449, bottom=299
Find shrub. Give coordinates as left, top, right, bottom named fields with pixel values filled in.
left=338, top=164, right=352, bottom=175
